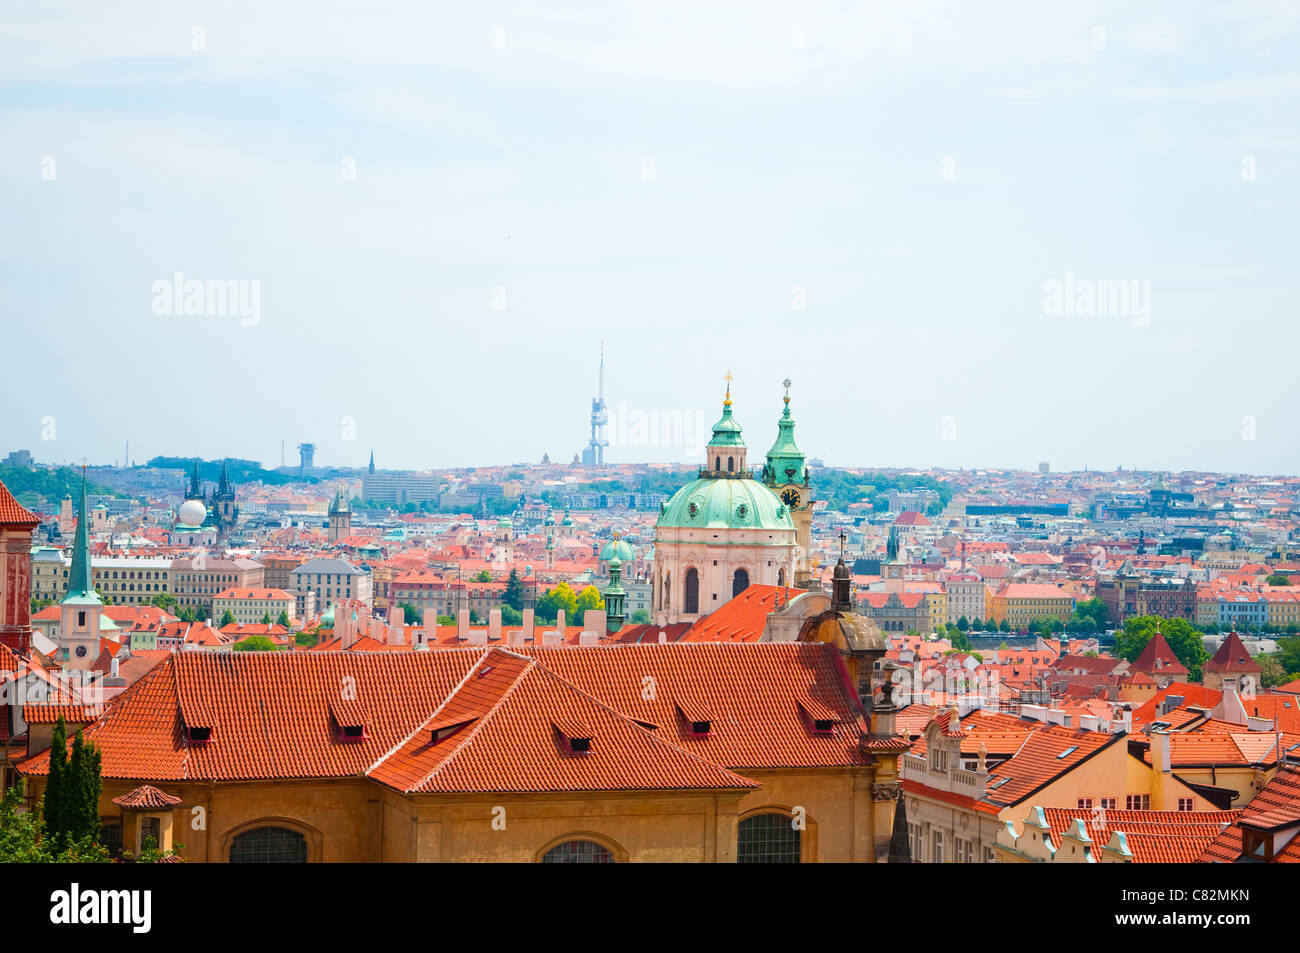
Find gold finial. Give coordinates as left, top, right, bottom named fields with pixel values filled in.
left=782, top=377, right=791, bottom=405
left=723, top=369, right=734, bottom=406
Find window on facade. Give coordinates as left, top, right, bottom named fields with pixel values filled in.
left=738, top=813, right=801, bottom=863
left=1177, top=798, right=1194, bottom=811
left=1077, top=798, right=1093, bottom=810
left=932, top=830, right=944, bottom=863
left=1100, top=798, right=1117, bottom=811
left=541, top=840, right=615, bottom=863
left=684, top=568, right=699, bottom=614
left=1126, top=795, right=1151, bottom=811
left=229, top=826, right=309, bottom=863
left=100, top=822, right=122, bottom=857
left=732, top=569, right=749, bottom=597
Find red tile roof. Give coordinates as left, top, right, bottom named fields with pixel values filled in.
left=1199, top=767, right=1300, bottom=862
left=112, top=784, right=182, bottom=809
left=1041, top=808, right=1240, bottom=863
left=1204, top=631, right=1261, bottom=675
left=369, top=648, right=756, bottom=795
left=1130, top=631, right=1189, bottom=676
left=681, top=584, right=797, bottom=642
left=0, top=481, right=39, bottom=528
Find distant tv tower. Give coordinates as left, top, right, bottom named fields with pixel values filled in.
left=583, top=343, right=609, bottom=465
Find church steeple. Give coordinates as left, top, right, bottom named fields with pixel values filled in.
left=187, top=459, right=202, bottom=499
left=368, top=450, right=375, bottom=475
left=66, top=473, right=97, bottom=602
left=764, top=378, right=806, bottom=488
left=217, top=461, right=231, bottom=496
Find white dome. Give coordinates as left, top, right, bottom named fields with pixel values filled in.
left=178, top=499, right=207, bottom=526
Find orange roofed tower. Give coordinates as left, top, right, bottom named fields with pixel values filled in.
left=0, top=480, right=40, bottom=655
left=1129, top=625, right=1188, bottom=690
left=1202, top=626, right=1261, bottom=693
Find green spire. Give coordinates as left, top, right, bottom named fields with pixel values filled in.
left=764, top=377, right=805, bottom=486
left=706, top=371, right=745, bottom=449
left=886, top=524, right=900, bottom=563
left=64, top=472, right=99, bottom=603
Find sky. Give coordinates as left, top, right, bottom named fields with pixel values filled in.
left=2, top=1, right=1298, bottom=474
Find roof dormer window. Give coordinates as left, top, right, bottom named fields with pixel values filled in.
left=186, top=725, right=212, bottom=744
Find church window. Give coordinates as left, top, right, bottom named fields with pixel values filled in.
left=738, top=813, right=800, bottom=863
left=229, top=826, right=308, bottom=863
left=732, top=569, right=749, bottom=597
left=727, top=457, right=734, bottom=472
left=684, top=569, right=699, bottom=614
left=542, top=840, right=614, bottom=863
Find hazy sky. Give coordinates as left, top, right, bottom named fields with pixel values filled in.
left=3, top=2, right=1298, bottom=474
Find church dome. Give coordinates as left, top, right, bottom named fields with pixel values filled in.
left=657, top=477, right=793, bottom=531
left=599, top=538, right=635, bottom=562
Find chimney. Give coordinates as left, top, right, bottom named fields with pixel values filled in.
left=542, top=630, right=562, bottom=647
left=657, top=630, right=667, bottom=644
left=488, top=608, right=502, bottom=642
left=555, top=608, right=565, bottom=633
left=584, top=610, right=606, bottom=637
left=388, top=604, right=403, bottom=626
left=522, top=608, right=535, bottom=643
left=578, top=632, right=599, bottom=647
left=1150, top=728, right=1172, bottom=773
left=457, top=608, right=470, bottom=641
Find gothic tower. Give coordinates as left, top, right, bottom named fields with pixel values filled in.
left=328, top=489, right=352, bottom=544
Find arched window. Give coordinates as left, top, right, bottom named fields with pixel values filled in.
left=733, top=569, right=749, bottom=597
left=777, top=567, right=786, bottom=587
left=715, top=456, right=721, bottom=471
left=684, top=568, right=699, bottom=614
left=662, top=571, right=670, bottom=611
left=727, top=456, right=734, bottom=472
left=541, top=840, right=615, bottom=863
left=229, top=826, right=308, bottom=863
left=738, top=813, right=801, bottom=863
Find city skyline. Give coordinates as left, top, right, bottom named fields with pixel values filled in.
left=4, top=2, right=1299, bottom=473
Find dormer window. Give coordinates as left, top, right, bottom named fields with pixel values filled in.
left=568, top=736, right=591, bottom=753
left=337, top=724, right=367, bottom=742
left=186, top=725, right=212, bottom=744
left=813, top=719, right=835, bottom=733
left=690, top=720, right=712, bottom=735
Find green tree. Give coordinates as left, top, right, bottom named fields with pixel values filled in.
left=295, top=630, right=319, bottom=648
left=503, top=569, right=525, bottom=611
left=474, top=570, right=493, bottom=583
left=1256, top=653, right=1287, bottom=688
left=149, top=593, right=178, bottom=613
left=1073, top=597, right=1108, bottom=629
left=398, top=602, right=422, bottom=624
left=260, top=612, right=272, bottom=625
left=630, top=609, right=651, bottom=624
left=231, top=635, right=277, bottom=651
left=219, top=609, right=236, bottom=627
left=956, top=615, right=969, bottom=631
left=43, top=718, right=103, bottom=850
left=0, top=787, right=108, bottom=863
left=277, top=609, right=291, bottom=627
left=1113, top=616, right=1210, bottom=681
left=500, top=605, right=523, bottom=626
left=1265, top=573, right=1291, bottom=587
left=950, top=629, right=973, bottom=653
left=999, top=619, right=1011, bottom=633
left=573, top=585, right=604, bottom=625
left=30, top=597, right=52, bottom=615
left=536, top=583, right=578, bottom=625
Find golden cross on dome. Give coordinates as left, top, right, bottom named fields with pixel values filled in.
left=723, top=370, right=734, bottom=405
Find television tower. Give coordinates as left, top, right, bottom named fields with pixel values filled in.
left=584, top=344, right=609, bottom=465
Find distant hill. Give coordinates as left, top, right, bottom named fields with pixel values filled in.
left=0, top=466, right=125, bottom=512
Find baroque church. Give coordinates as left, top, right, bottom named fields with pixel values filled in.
left=652, top=378, right=815, bottom=626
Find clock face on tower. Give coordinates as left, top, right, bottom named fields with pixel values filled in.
left=780, top=488, right=801, bottom=509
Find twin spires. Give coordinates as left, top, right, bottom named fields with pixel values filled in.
left=703, top=374, right=809, bottom=483
left=763, top=377, right=806, bottom=489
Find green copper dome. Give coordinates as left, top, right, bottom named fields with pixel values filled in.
left=599, top=538, right=635, bottom=562
left=657, top=477, right=793, bottom=531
